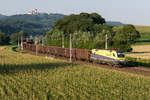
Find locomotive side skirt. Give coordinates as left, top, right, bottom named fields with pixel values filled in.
left=90, top=53, right=119, bottom=62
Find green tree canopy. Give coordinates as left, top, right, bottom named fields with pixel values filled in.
left=10, top=33, right=18, bottom=44
left=112, top=25, right=140, bottom=51
left=0, top=31, right=9, bottom=45
left=45, top=12, right=107, bottom=48
left=54, top=12, right=106, bottom=35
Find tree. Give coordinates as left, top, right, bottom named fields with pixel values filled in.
left=122, top=25, right=140, bottom=43
left=112, top=25, right=140, bottom=51
left=72, top=31, right=94, bottom=49
left=90, top=13, right=105, bottom=24
left=54, top=13, right=106, bottom=36
left=0, top=31, right=9, bottom=45
left=45, top=12, right=106, bottom=46
left=10, top=33, right=18, bottom=44
left=44, top=28, right=64, bottom=47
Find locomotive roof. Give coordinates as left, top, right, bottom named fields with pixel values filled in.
left=93, top=49, right=124, bottom=53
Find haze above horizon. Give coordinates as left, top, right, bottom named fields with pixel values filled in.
left=0, top=0, right=149, bottom=26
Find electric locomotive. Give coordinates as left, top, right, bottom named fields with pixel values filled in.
left=90, top=49, right=125, bottom=65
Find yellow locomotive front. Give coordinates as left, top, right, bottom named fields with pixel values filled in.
left=90, top=49, right=125, bottom=65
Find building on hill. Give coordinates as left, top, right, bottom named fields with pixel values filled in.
left=27, top=9, right=38, bottom=15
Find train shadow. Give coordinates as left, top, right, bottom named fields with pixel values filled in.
left=0, top=62, right=78, bottom=75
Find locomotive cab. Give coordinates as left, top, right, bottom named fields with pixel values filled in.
left=90, top=49, right=125, bottom=64
left=116, top=52, right=125, bottom=63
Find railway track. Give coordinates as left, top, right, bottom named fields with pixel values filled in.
left=22, top=49, right=150, bottom=77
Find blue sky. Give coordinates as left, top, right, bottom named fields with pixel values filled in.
left=0, top=0, right=149, bottom=25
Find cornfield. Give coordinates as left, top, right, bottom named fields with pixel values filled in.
left=0, top=46, right=150, bottom=100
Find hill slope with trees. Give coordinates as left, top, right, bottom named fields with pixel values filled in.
left=0, top=13, right=65, bottom=35
left=107, top=21, right=124, bottom=26
left=0, top=14, right=6, bottom=19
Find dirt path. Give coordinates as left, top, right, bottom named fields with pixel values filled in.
left=117, top=67, right=150, bottom=77
left=101, top=65, right=150, bottom=77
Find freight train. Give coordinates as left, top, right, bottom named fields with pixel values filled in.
left=23, top=42, right=126, bottom=66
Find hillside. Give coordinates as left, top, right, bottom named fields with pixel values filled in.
left=0, top=14, right=6, bottom=19
left=106, top=21, right=124, bottom=26
left=0, top=13, right=65, bottom=35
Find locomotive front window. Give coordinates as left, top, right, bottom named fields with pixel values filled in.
left=117, top=53, right=125, bottom=57
left=113, top=53, right=116, bottom=57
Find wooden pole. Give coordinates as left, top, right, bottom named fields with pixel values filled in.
left=18, top=35, right=20, bottom=48
left=70, top=33, right=72, bottom=63
left=42, top=37, right=44, bottom=46
left=35, top=37, right=38, bottom=56
left=21, top=35, right=23, bottom=50
left=105, top=34, right=108, bottom=50
left=62, top=34, right=64, bottom=48
left=36, top=42, right=38, bottom=56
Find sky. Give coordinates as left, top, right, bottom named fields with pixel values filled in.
left=0, top=0, right=150, bottom=25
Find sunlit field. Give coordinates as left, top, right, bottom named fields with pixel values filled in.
left=126, top=45, right=150, bottom=59
left=0, top=46, right=150, bottom=100
left=135, top=25, right=150, bottom=33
